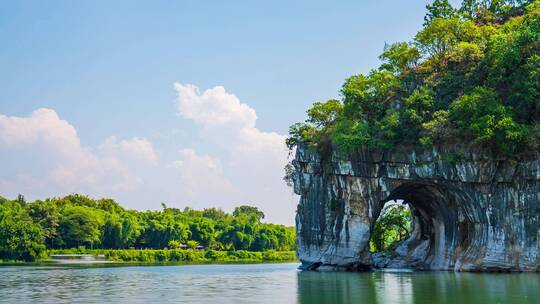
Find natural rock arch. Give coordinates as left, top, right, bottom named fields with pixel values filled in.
left=372, top=182, right=479, bottom=270
left=293, top=144, right=540, bottom=271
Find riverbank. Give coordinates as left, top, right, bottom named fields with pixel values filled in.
left=43, top=249, right=297, bottom=264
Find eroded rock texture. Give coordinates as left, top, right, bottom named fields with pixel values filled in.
left=292, top=144, right=540, bottom=272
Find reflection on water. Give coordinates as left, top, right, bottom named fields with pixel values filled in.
left=297, top=269, right=540, bottom=304
left=0, top=263, right=538, bottom=304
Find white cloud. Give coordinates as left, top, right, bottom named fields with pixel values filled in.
left=99, top=136, right=159, bottom=165
left=0, top=108, right=157, bottom=199
left=174, top=83, right=287, bottom=157
left=175, top=83, right=257, bottom=129
left=0, top=108, right=84, bottom=160
left=174, top=83, right=295, bottom=224
left=173, top=149, right=221, bottom=172
left=171, top=149, right=235, bottom=203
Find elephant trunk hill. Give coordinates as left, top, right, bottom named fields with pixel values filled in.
left=288, top=0, right=540, bottom=272
left=292, top=144, right=539, bottom=272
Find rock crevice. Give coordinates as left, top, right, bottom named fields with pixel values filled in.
left=293, top=144, right=540, bottom=271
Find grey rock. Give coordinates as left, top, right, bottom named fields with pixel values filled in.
left=292, top=144, right=540, bottom=272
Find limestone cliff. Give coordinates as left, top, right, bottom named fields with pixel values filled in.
left=292, top=144, right=540, bottom=272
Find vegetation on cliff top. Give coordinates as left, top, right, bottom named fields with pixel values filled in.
left=0, top=194, right=295, bottom=262
left=287, top=0, right=540, bottom=157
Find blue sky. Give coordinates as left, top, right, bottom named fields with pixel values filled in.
left=0, top=0, right=461, bottom=224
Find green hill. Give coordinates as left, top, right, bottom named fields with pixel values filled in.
left=288, top=0, right=540, bottom=158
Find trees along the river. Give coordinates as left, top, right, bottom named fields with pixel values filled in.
left=27, top=199, right=59, bottom=248
left=0, top=194, right=296, bottom=261
left=219, top=214, right=257, bottom=250
left=139, top=211, right=191, bottom=249
left=58, top=205, right=103, bottom=249
left=102, top=211, right=142, bottom=249
left=189, top=217, right=215, bottom=247
left=0, top=197, right=45, bottom=261
left=232, top=205, right=265, bottom=221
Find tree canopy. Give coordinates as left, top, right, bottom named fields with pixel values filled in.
left=0, top=194, right=296, bottom=261
left=287, top=0, right=540, bottom=157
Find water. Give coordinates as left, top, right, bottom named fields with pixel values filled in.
left=0, top=263, right=539, bottom=303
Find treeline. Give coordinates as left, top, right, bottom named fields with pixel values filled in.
left=287, top=0, right=540, bottom=157
left=0, top=194, right=296, bottom=261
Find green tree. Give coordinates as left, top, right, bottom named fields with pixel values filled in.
left=233, top=206, right=265, bottom=222
left=401, top=87, right=435, bottom=140
left=139, top=212, right=190, bottom=248
left=370, top=204, right=412, bottom=253
left=102, top=212, right=141, bottom=249
left=449, top=86, right=525, bottom=153
left=27, top=199, right=59, bottom=248
left=424, top=0, right=456, bottom=26
left=416, top=17, right=479, bottom=63
left=342, top=70, right=399, bottom=122
left=379, top=42, right=421, bottom=73
left=0, top=200, right=45, bottom=261
left=202, top=208, right=228, bottom=221
left=286, top=122, right=316, bottom=149
left=189, top=217, right=215, bottom=247
left=219, top=215, right=256, bottom=250
left=251, top=226, right=279, bottom=251
left=58, top=205, right=103, bottom=249
left=306, top=99, right=343, bottom=127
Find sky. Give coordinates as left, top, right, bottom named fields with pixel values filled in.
left=0, top=0, right=461, bottom=225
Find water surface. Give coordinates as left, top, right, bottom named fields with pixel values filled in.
left=0, top=263, right=538, bottom=303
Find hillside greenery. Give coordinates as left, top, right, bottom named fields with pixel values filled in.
left=0, top=194, right=296, bottom=262
left=287, top=0, right=540, bottom=157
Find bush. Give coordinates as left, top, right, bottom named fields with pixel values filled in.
left=449, top=87, right=526, bottom=153
left=46, top=248, right=297, bottom=263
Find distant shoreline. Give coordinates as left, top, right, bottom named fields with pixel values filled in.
left=1, top=249, right=298, bottom=265
left=0, top=260, right=300, bottom=268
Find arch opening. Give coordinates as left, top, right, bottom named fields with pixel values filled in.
left=369, top=201, right=413, bottom=254
left=369, top=182, right=464, bottom=270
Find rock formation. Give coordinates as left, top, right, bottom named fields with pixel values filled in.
left=292, top=144, right=540, bottom=271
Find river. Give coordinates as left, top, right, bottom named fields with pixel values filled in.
left=0, top=263, right=538, bottom=303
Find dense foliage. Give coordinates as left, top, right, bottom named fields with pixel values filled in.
left=48, top=248, right=296, bottom=263
left=287, top=0, right=540, bottom=157
left=369, top=204, right=413, bottom=253
left=0, top=194, right=296, bottom=261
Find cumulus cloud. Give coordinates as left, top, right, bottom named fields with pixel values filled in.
left=173, top=149, right=221, bottom=172
left=0, top=108, right=157, bottom=199
left=175, top=84, right=257, bottom=128
left=0, top=108, right=84, bottom=160
left=171, top=149, right=236, bottom=203
left=174, top=83, right=295, bottom=224
left=99, top=136, right=159, bottom=165
left=174, top=83, right=287, bottom=155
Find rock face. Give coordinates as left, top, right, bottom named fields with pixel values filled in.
left=292, top=144, right=540, bottom=272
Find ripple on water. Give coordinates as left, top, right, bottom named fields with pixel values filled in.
left=0, top=263, right=538, bottom=304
